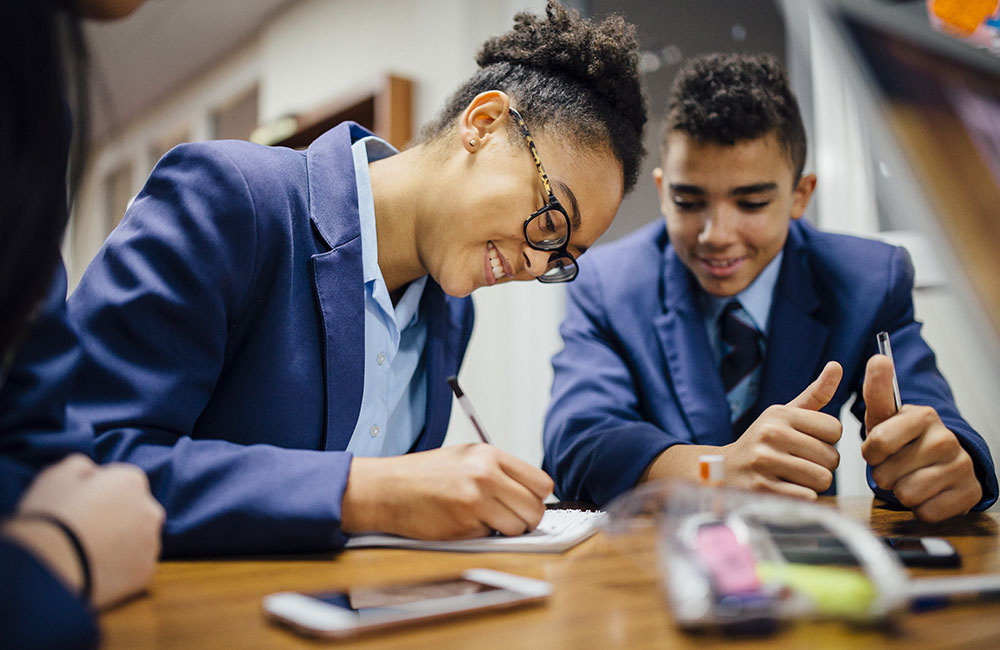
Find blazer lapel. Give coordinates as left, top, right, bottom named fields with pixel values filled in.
left=306, top=123, right=372, bottom=451
left=654, top=249, right=732, bottom=445
left=412, top=284, right=458, bottom=452
left=757, top=225, right=830, bottom=411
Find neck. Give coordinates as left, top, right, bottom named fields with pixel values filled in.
left=368, top=145, right=436, bottom=293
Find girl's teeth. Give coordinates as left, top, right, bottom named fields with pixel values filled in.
left=488, top=244, right=504, bottom=279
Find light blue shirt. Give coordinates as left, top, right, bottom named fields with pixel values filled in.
left=700, top=251, right=783, bottom=422
left=346, top=136, right=429, bottom=457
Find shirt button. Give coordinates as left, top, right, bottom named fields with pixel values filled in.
left=370, top=425, right=380, bottom=438
left=376, top=353, right=387, bottom=366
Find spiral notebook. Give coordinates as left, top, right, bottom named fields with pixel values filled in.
left=344, top=509, right=606, bottom=553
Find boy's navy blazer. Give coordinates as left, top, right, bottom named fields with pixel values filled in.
left=543, top=218, right=998, bottom=509
left=68, top=123, right=475, bottom=556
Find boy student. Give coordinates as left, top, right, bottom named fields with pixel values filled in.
left=543, top=52, right=997, bottom=522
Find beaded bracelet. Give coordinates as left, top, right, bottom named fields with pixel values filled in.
left=18, top=512, right=93, bottom=604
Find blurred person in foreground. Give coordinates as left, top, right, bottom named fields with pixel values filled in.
left=1, top=1, right=164, bottom=647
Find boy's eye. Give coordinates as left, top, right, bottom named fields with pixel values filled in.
left=739, top=200, right=770, bottom=210
left=672, top=197, right=703, bottom=211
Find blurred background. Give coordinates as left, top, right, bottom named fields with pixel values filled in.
left=69, top=0, right=1000, bottom=499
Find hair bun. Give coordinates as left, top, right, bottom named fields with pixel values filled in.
left=476, top=1, right=645, bottom=136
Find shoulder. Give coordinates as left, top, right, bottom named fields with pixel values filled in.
left=564, top=219, right=666, bottom=322
left=582, top=219, right=666, bottom=266
left=138, top=140, right=313, bottom=242
left=573, top=219, right=666, bottom=289
left=154, top=140, right=307, bottom=192
left=790, top=220, right=912, bottom=292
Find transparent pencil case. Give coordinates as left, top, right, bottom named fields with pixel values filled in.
left=603, top=479, right=909, bottom=634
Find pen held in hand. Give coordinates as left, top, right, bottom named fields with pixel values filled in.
left=876, top=331, right=903, bottom=413
left=447, top=375, right=494, bottom=445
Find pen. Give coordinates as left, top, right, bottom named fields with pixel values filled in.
left=876, top=331, right=903, bottom=413
left=447, top=375, right=494, bottom=445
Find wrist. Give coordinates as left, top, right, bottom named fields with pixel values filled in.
left=2, top=514, right=89, bottom=601
left=643, top=444, right=720, bottom=483
left=341, top=457, right=386, bottom=534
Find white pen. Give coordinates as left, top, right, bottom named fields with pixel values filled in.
left=876, top=331, right=903, bottom=412
left=447, top=375, right=494, bottom=445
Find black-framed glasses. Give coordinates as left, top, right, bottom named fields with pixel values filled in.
left=508, top=107, right=578, bottom=284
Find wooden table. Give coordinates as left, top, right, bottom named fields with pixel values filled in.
left=100, top=497, right=1000, bottom=649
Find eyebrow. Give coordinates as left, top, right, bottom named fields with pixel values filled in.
left=553, top=179, right=581, bottom=230
left=553, top=179, right=587, bottom=254
left=668, top=183, right=704, bottom=195
left=668, top=182, right=778, bottom=196
left=729, top=182, right=778, bottom=196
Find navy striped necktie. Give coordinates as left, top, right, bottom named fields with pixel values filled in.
left=719, top=300, right=763, bottom=436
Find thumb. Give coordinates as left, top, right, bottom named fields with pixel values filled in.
left=787, top=361, right=843, bottom=411
left=863, top=354, right=898, bottom=431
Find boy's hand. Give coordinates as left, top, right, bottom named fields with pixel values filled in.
left=722, top=361, right=844, bottom=499
left=862, top=354, right=981, bottom=522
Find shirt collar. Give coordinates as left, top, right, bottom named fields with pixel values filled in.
left=353, top=135, right=399, bottom=285
left=352, top=135, right=427, bottom=329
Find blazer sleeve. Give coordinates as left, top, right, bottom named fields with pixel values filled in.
left=0, top=263, right=91, bottom=514
left=0, top=538, right=98, bottom=649
left=543, top=265, right=677, bottom=506
left=849, top=246, right=998, bottom=510
left=68, top=144, right=353, bottom=557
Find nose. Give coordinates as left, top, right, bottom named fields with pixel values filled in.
left=521, top=245, right=552, bottom=279
left=698, top=207, right=737, bottom=248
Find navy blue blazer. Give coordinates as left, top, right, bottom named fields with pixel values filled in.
left=543, top=219, right=998, bottom=508
left=1, top=265, right=98, bottom=648
left=68, top=123, right=475, bottom=556
left=0, top=264, right=91, bottom=514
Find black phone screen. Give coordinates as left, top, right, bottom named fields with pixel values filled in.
left=762, top=522, right=960, bottom=568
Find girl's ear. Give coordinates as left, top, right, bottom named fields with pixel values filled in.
left=458, top=90, right=511, bottom=153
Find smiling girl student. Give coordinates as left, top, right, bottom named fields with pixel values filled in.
left=65, top=1, right=646, bottom=556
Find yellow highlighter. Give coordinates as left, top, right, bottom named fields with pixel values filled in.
left=756, top=562, right=877, bottom=619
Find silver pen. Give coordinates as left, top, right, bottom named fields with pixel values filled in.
left=876, top=331, right=903, bottom=412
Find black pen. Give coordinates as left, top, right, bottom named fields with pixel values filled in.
left=447, top=375, right=494, bottom=445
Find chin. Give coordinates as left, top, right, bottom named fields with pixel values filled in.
left=700, top=278, right=749, bottom=297
left=438, top=277, right=475, bottom=299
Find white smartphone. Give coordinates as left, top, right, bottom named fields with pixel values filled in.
left=262, top=569, right=552, bottom=640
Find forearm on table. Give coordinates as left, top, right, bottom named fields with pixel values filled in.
left=641, top=443, right=722, bottom=484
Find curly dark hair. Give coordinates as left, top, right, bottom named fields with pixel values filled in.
left=420, top=1, right=646, bottom=193
left=662, top=52, right=807, bottom=180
